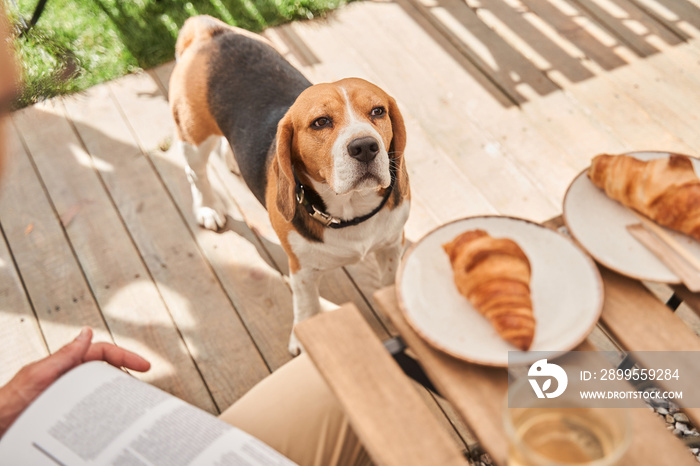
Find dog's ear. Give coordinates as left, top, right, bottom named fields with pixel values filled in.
left=388, top=96, right=409, bottom=197
left=274, top=112, right=297, bottom=222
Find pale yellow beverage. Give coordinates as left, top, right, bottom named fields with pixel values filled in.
left=508, top=408, right=625, bottom=466
left=505, top=373, right=631, bottom=465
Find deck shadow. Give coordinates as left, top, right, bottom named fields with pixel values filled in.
left=390, top=0, right=697, bottom=106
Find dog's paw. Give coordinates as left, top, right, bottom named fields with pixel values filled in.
left=196, top=206, right=226, bottom=231
left=288, top=332, right=304, bottom=356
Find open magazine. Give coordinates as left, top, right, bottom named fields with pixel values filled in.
left=0, top=361, right=297, bottom=465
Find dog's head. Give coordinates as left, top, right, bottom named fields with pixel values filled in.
left=273, top=78, right=407, bottom=221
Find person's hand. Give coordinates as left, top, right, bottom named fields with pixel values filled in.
left=0, top=327, right=150, bottom=437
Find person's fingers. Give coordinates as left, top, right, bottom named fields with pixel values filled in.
left=84, top=342, right=151, bottom=372
left=9, top=328, right=149, bottom=404
left=32, top=327, right=93, bottom=382
left=6, top=327, right=94, bottom=406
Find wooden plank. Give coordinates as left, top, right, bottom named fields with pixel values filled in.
left=630, top=0, right=700, bottom=39
left=0, top=227, right=47, bottom=385
left=454, top=0, right=694, bottom=157
left=598, top=267, right=700, bottom=427
left=425, top=0, right=697, bottom=162
left=2, top=111, right=113, bottom=351
left=522, top=0, right=631, bottom=72
left=295, top=304, right=468, bottom=466
left=563, top=77, right=691, bottom=157
left=573, top=341, right=697, bottom=466
left=149, top=62, right=174, bottom=95
left=602, top=69, right=700, bottom=156
left=374, top=286, right=509, bottom=465
left=108, top=72, right=296, bottom=370
left=0, top=124, right=48, bottom=384
left=402, top=195, right=442, bottom=240
left=265, top=23, right=323, bottom=70
left=410, top=0, right=700, bottom=170
left=467, top=0, right=597, bottom=83
left=519, top=0, right=700, bottom=87
left=517, top=92, right=628, bottom=171
left=599, top=268, right=700, bottom=352
left=466, top=0, right=632, bottom=163
left=521, top=0, right=700, bottom=156
left=644, top=38, right=700, bottom=96
left=557, top=39, right=700, bottom=157
left=572, top=0, right=686, bottom=57
left=415, top=382, right=473, bottom=452
left=11, top=100, right=217, bottom=411
left=405, top=0, right=560, bottom=103
left=61, top=84, right=271, bottom=409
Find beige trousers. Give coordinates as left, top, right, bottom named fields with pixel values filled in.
left=219, top=354, right=373, bottom=466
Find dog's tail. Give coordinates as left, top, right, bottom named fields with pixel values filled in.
left=175, top=15, right=229, bottom=62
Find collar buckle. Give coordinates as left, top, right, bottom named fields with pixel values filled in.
left=296, top=184, right=341, bottom=227
left=310, top=207, right=341, bottom=227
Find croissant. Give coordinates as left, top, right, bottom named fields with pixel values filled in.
left=442, top=229, right=535, bottom=351
left=588, top=153, right=700, bottom=241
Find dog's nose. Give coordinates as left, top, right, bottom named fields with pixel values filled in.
left=347, top=137, right=380, bottom=163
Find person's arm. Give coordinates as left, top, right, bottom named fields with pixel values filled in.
left=0, top=327, right=150, bottom=437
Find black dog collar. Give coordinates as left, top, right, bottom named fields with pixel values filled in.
left=293, top=168, right=395, bottom=229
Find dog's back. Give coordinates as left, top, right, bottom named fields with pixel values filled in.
left=171, top=16, right=311, bottom=204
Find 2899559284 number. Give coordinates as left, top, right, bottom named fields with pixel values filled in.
left=599, top=368, right=679, bottom=381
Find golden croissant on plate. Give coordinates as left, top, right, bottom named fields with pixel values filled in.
left=442, top=229, right=535, bottom=351
left=588, top=153, right=700, bottom=241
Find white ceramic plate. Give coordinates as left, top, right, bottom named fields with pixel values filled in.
left=396, top=216, right=603, bottom=367
left=563, top=151, right=700, bottom=284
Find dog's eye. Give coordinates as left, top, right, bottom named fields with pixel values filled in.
left=312, top=117, right=331, bottom=129
left=370, top=107, right=385, bottom=117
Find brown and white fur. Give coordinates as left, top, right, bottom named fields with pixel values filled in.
left=169, top=16, right=410, bottom=354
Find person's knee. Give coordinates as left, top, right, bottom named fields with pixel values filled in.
left=219, top=354, right=368, bottom=466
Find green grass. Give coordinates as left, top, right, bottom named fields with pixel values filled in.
left=8, top=0, right=347, bottom=108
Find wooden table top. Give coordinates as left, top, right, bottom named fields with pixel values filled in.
left=373, top=285, right=697, bottom=466
left=297, top=217, right=700, bottom=466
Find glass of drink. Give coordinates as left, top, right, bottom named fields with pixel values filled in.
left=504, top=379, right=631, bottom=466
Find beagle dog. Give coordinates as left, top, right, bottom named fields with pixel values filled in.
left=169, top=16, right=410, bottom=354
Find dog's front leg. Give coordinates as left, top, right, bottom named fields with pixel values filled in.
left=375, top=238, right=404, bottom=288
left=288, top=267, right=323, bottom=356
left=180, top=135, right=227, bottom=230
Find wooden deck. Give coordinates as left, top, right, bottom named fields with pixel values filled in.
left=2, top=0, right=700, bottom=456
